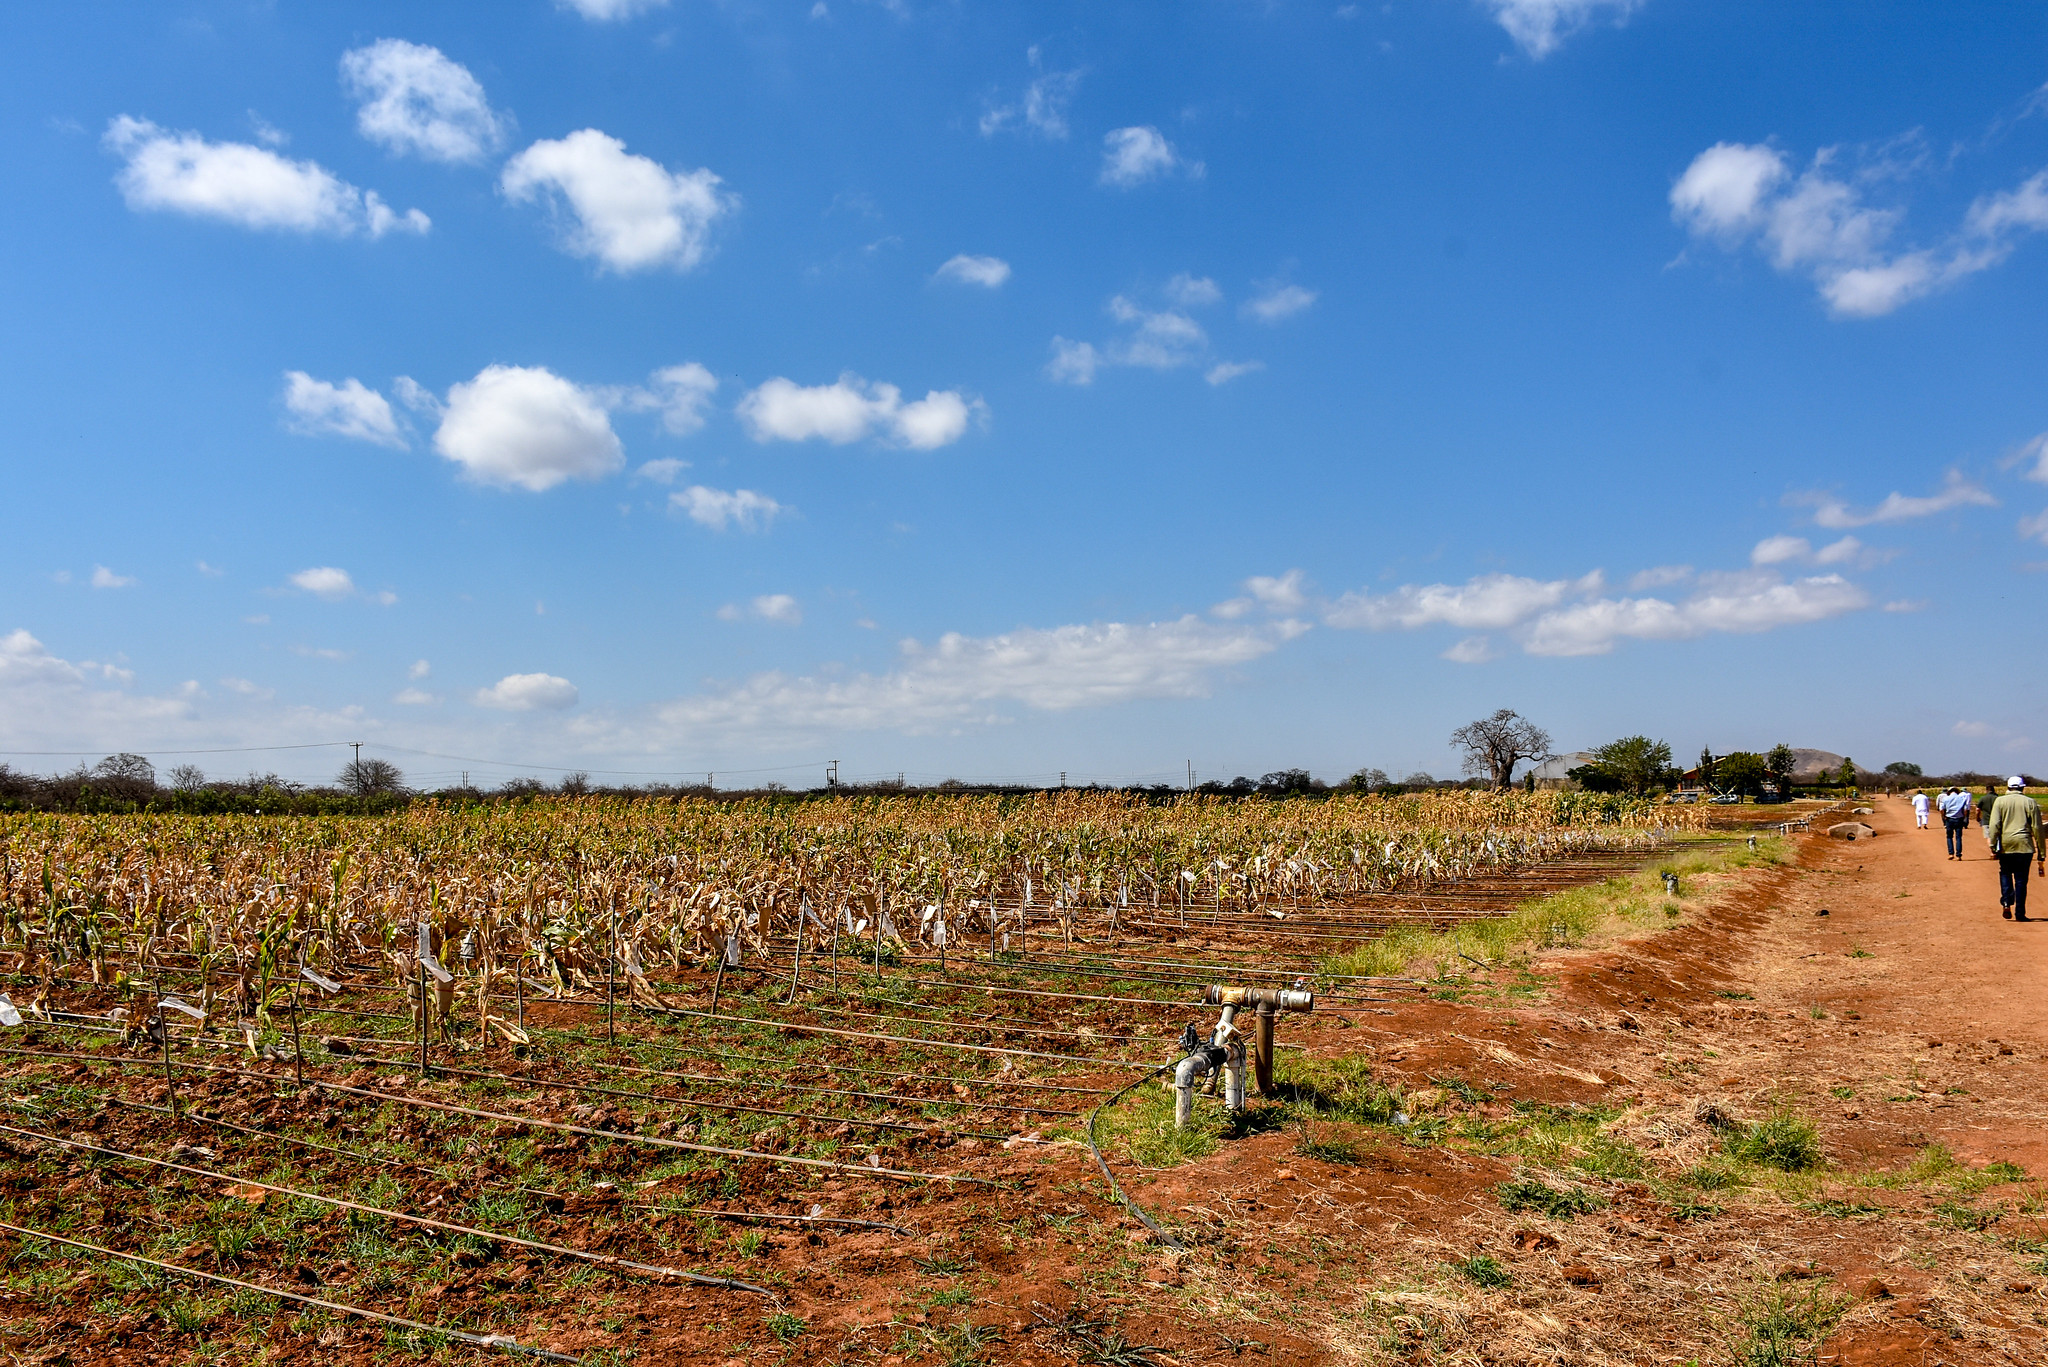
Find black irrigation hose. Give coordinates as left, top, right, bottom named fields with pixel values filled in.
left=415, top=1059, right=1013, bottom=1142
left=0, top=1120, right=775, bottom=1296
left=0, top=1045, right=990, bottom=1186
left=1084, top=1059, right=1185, bottom=1254
left=0, top=1219, right=581, bottom=1363
left=52, top=1088, right=914, bottom=1235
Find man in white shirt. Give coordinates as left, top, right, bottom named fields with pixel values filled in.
left=1912, top=789, right=1931, bottom=829
left=1936, top=786, right=1973, bottom=860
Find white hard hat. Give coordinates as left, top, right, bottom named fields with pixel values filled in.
left=2010, top=776, right=2026, bottom=789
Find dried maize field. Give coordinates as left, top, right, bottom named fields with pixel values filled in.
left=0, top=790, right=1693, bottom=1365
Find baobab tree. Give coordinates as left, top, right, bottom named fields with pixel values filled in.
left=1450, top=709, right=1553, bottom=790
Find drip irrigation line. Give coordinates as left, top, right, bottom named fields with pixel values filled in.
left=539, top=1053, right=1078, bottom=1120
left=312, top=1032, right=1076, bottom=1119
left=1084, top=1060, right=1184, bottom=1255
left=0, top=1219, right=580, bottom=1362
left=415, top=1059, right=1014, bottom=1141
left=638, top=1005, right=1138, bottom=1069
left=0, top=1045, right=992, bottom=1186
left=63, top=1087, right=913, bottom=1236
left=615, top=1037, right=1109, bottom=1098
left=15, top=972, right=1108, bottom=1099
left=774, top=994, right=1160, bottom=1052
left=657, top=1203, right=910, bottom=1235
left=0, top=1120, right=774, bottom=1296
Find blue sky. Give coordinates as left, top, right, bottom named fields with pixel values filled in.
left=4, top=0, right=2047, bottom=789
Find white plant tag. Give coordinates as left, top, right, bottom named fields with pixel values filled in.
left=0, top=994, right=20, bottom=1028
left=160, top=997, right=206, bottom=1019
left=300, top=967, right=342, bottom=994
left=417, top=923, right=453, bottom=983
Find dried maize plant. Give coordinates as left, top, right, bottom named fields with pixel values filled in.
left=0, top=790, right=1696, bottom=987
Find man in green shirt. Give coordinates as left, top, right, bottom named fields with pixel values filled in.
left=1986, top=777, right=2045, bottom=921
left=1977, top=784, right=2001, bottom=853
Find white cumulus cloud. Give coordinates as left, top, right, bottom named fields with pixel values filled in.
left=475, top=672, right=580, bottom=711
left=90, top=566, right=136, bottom=590
left=1673, top=139, right=2048, bottom=318
left=289, top=567, right=356, bottom=600
left=1048, top=293, right=1219, bottom=384
left=1213, top=569, right=1307, bottom=619
left=340, top=39, right=508, bottom=164
left=980, top=51, right=1082, bottom=139
left=501, top=129, right=735, bottom=273
left=629, top=362, right=719, bottom=435
left=671, top=486, right=785, bottom=532
left=1242, top=283, right=1318, bottom=323
left=934, top=254, right=1011, bottom=287
left=1321, top=563, right=1866, bottom=658
left=1205, top=360, right=1264, bottom=386
left=736, top=374, right=981, bottom=450
left=558, top=0, right=669, bottom=20
left=1325, top=571, right=1603, bottom=631
left=651, top=615, right=1299, bottom=740
left=1796, top=472, right=1996, bottom=528
left=1045, top=338, right=1100, bottom=385
left=1519, top=573, right=1867, bottom=656
left=1485, top=0, right=1642, bottom=59
left=1100, top=126, right=1199, bottom=187
left=432, top=365, right=623, bottom=491
left=282, top=371, right=406, bottom=447
left=103, top=116, right=429, bottom=237
left=1165, top=274, right=1222, bottom=308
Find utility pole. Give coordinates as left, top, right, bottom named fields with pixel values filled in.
left=1187, top=760, right=1193, bottom=793
left=826, top=760, right=839, bottom=788
left=1059, top=770, right=1066, bottom=790
left=351, top=741, right=362, bottom=768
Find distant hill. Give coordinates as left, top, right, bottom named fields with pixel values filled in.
left=1787, top=748, right=1846, bottom=782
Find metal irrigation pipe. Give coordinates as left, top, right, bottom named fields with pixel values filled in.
left=0, top=1046, right=989, bottom=1186
left=0, top=1220, right=580, bottom=1363
left=0, top=1121, right=774, bottom=1295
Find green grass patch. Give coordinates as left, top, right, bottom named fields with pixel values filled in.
left=1496, top=1173, right=1604, bottom=1220
left=1730, top=1283, right=1847, bottom=1367
left=1322, top=835, right=1789, bottom=980
left=1727, top=1111, right=1824, bottom=1172
left=1448, top=1254, right=1512, bottom=1289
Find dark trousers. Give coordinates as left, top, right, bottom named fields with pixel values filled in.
left=1999, top=853, right=2034, bottom=917
left=1944, top=818, right=1966, bottom=857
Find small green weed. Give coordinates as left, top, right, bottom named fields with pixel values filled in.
left=1294, top=1123, right=1361, bottom=1165
left=1731, top=1283, right=1846, bottom=1367
left=1728, top=1111, right=1824, bottom=1172
left=1934, top=1201, right=1998, bottom=1232
left=765, top=1311, right=806, bottom=1342
left=1667, top=1194, right=1722, bottom=1222
left=1801, top=1198, right=1880, bottom=1218
left=1496, top=1174, right=1603, bottom=1220
left=1449, top=1254, right=1511, bottom=1288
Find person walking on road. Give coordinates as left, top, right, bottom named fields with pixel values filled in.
left=1938, top=785, right=1973, bottom=860
left=1912, top=788, right=1931, bottom=829
left=1986, top=777, right=2045, bottom=921
left=1978, top=784, right=2001, bottom=853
